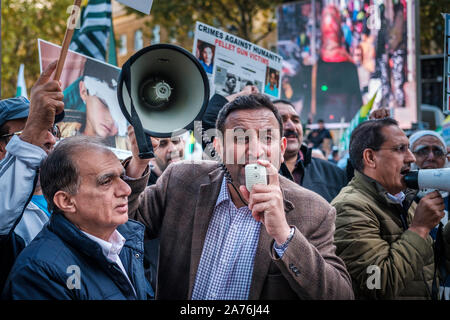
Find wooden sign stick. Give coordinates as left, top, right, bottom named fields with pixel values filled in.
left=54, top=0, right=82, bottom=81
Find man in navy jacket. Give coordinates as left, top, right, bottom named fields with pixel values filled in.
left=274, top=100, right=348, bottom=202
left=2, top=136, right=153, bottom=300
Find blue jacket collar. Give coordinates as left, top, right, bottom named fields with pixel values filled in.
left=48, top=213, right=145, bottom=263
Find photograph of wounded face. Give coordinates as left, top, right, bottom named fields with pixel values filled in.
left=39, top=39, right=129, bottom=150
left=215, top=73, right=238, bottom=96
left=77, top=59, right=123, bottom=138
left=61, top=58, right=129, bottom=149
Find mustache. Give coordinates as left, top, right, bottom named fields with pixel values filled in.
left=166, top=153, right=182, bottom=162
left=400, top=165, right=411, bottom=174
left=283, top=130, right=299, bottom=138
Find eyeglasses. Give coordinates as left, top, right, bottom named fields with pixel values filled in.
left=374, top=143, right=410, bottom=154
left=0, top=124, right=61, bottom=141
left=412, top=145, right=446, bottom=158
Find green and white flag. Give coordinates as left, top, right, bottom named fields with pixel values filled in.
left=69, top=0, right=116, bottom=64
left=339, top=91, right=378, bottom=152
left=16, top=64, right=28, bottom=99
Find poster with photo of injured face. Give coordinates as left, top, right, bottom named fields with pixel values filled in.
left=38, top=39, right=130, bottom=151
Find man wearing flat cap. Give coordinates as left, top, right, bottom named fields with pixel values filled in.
left=0, top=96, right=29, bottom=158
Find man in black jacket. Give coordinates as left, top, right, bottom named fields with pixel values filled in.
left=202, top=85, right=259, bottom=133
left=273, top=100, right=348, bottom=202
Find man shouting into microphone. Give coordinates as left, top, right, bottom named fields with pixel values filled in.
left=123, top=93, right=353, bottom=300
left=332, top=118, right=450, bottom=299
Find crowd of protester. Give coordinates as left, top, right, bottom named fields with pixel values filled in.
left=0, top=59, right=449, bottom=300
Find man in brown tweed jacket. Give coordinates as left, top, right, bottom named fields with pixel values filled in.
left=123, top=93, right=353, bottom=300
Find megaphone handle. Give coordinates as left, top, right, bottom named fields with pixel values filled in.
left=130, top=103, right=155, bottom=159
left=122, top=60, right=154, bottom=159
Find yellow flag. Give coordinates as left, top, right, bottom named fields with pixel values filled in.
left=359, top=90, right=378, bottom=120
left=444, top=115, right=450, bottom=124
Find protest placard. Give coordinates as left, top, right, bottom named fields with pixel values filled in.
left=193, top=22, right=283, bottom=99
left=38, top=39, right=130, bottom=151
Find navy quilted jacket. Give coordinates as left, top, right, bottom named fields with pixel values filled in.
left=2, top=213, right=154, bottom=300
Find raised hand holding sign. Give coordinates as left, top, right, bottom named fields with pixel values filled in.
left=54, top=0, right=82, bottom=81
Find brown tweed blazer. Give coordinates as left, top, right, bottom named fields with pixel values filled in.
left=126, top=160, right=354, bottom=300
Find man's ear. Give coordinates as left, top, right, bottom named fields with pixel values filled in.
left=212, top=137, right=224, bottom=159
left=362, top=148, right=377, bottom=169
left=53, top=191, right=76, bottom=215
left=280, top=136, right=287, bottom=163
left=79, top=80, right=87, bottom=102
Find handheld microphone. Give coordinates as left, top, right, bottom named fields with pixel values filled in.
left=404, top=168, right=450, bottom=192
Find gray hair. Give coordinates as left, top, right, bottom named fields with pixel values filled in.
left=40, top=136, right=111, bottom=214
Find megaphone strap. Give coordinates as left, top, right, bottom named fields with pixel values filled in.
left=122, top=60, right=154, bottom=159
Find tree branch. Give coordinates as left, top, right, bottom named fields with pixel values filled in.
left=253, top=23, right=274, bottom=44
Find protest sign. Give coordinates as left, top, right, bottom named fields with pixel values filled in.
left=193, top=22, right=283, bottom=99
left=116, top=0, right=153, bottom=15
left=38, top=39, right=130, bottom=151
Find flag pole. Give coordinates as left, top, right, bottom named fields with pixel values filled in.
left=54, top=0, right=82, bottom=81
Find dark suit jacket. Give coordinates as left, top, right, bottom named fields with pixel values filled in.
left=126, top=160, right=354, bottom=300
left=279, top=144, right=348, bottom=202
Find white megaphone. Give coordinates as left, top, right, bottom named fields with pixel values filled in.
left=404, top=168, right=450, bottom=193
left=117, top=44, right=210, bottom=158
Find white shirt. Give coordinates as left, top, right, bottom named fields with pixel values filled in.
left=82, top=229, right=136, bottom=297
